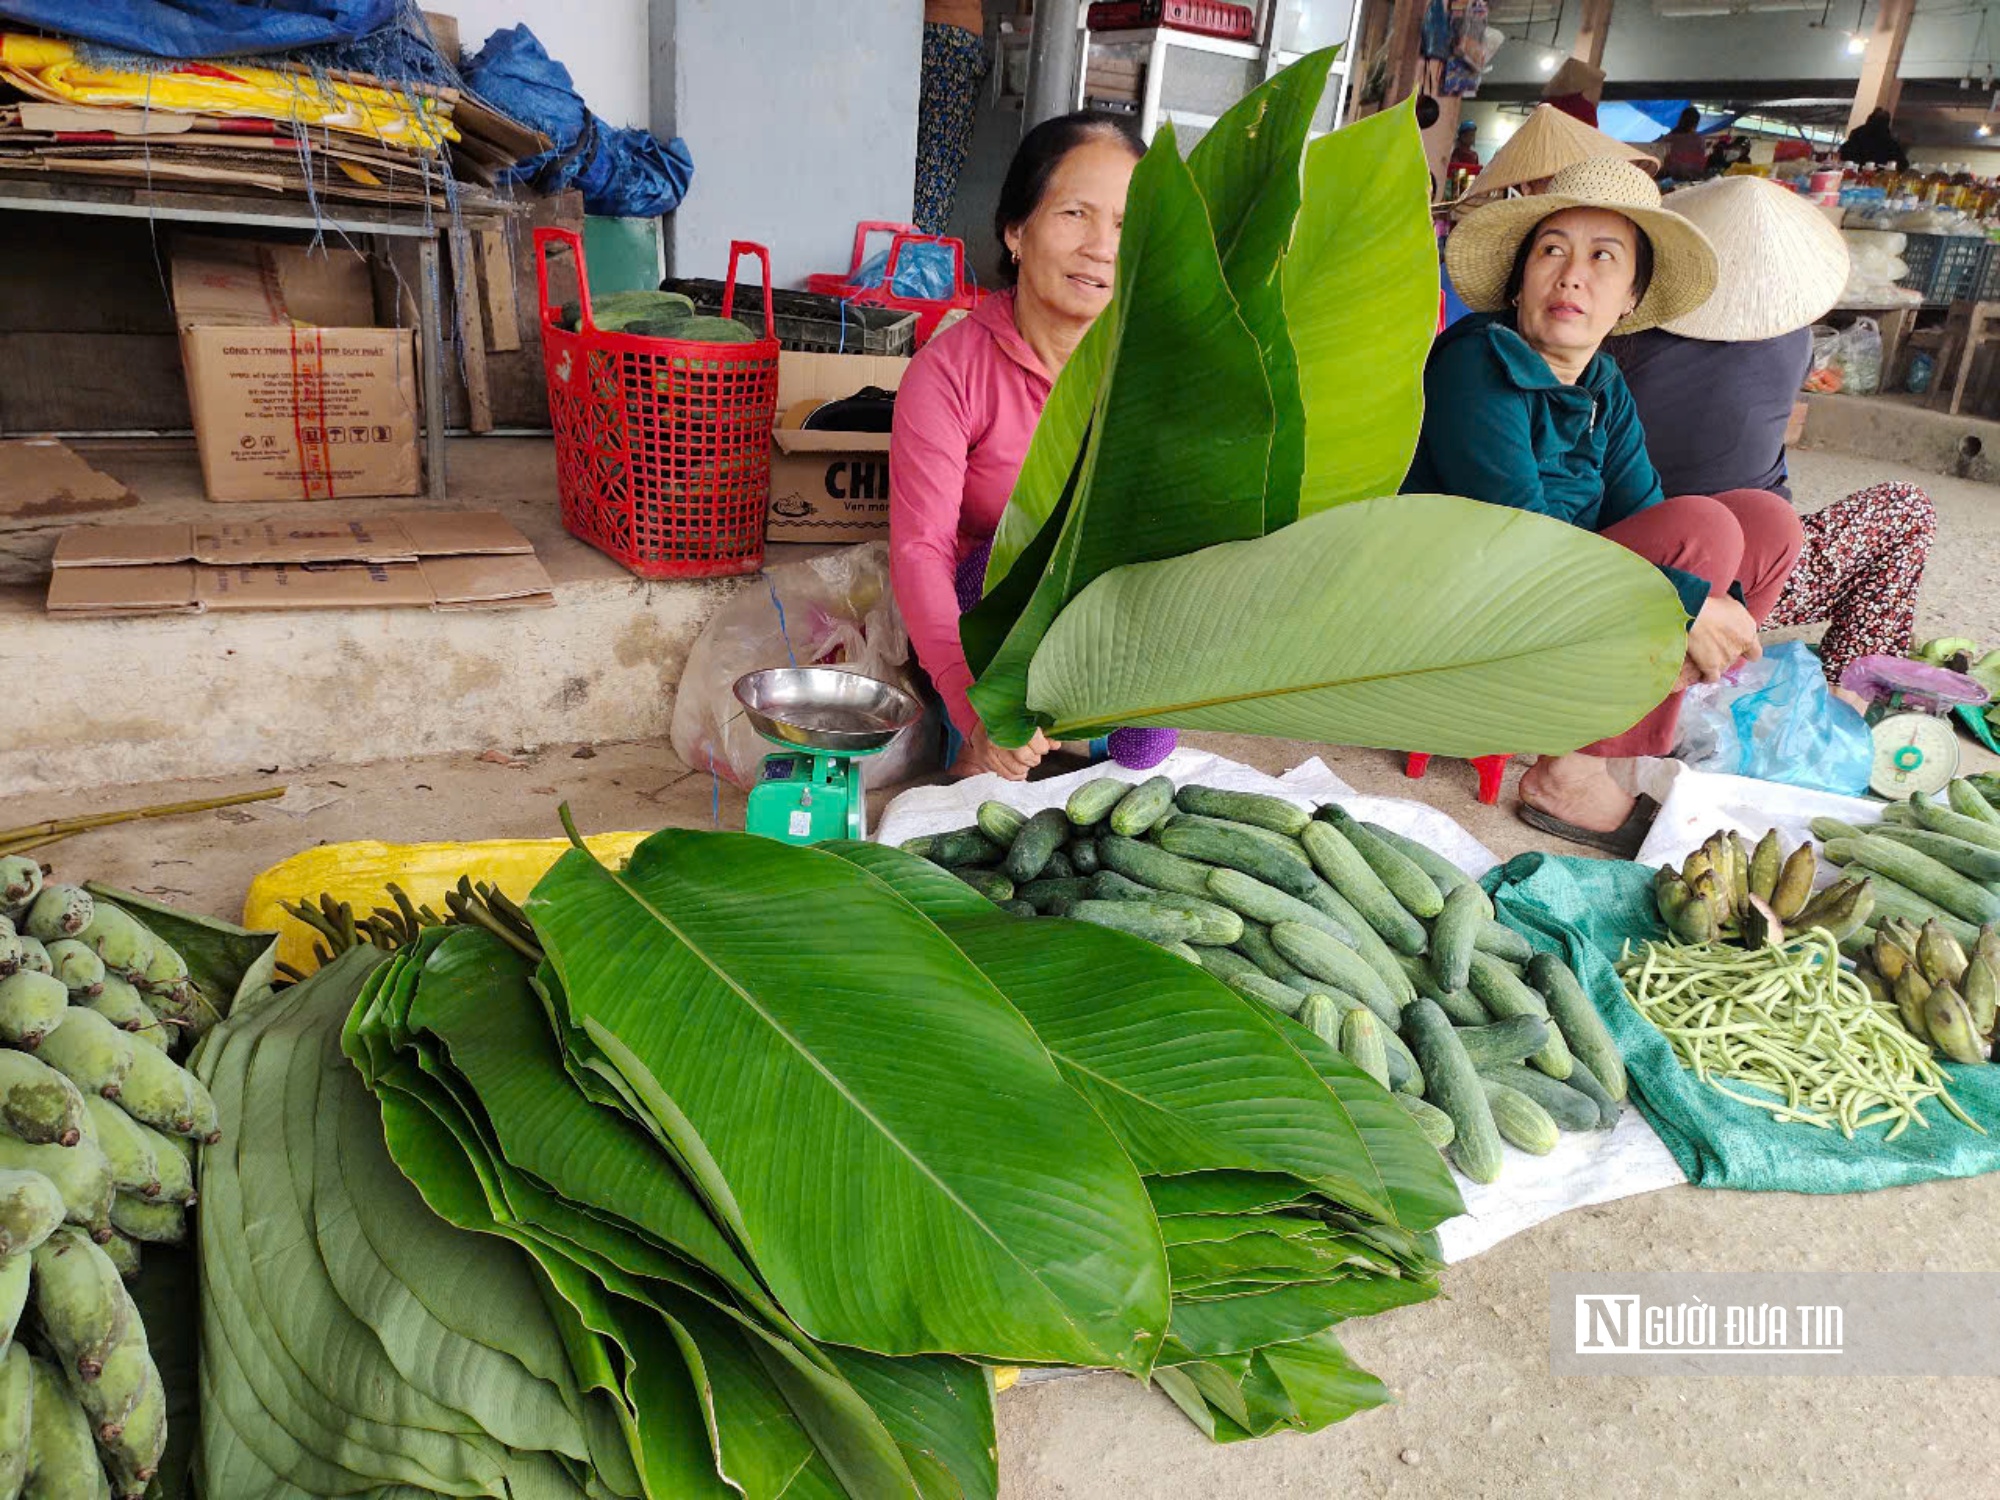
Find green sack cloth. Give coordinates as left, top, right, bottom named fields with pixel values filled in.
left=1953, top=704, right=2000, bottom=756
left=1484, top=851, right=2000, bottom=1193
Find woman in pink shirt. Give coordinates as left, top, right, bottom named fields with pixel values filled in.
left=890, top=111, right=1162, bottom=781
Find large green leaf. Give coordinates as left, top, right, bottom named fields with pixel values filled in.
left=820, top=842, right=1458, bottom=1232
left=965, top=128, right=1275, bottom=746
left=1283, top=102, right=1438, bottom=513
left=1186, top=49, right=1335, bottom=529
left=525, top=829, right=1170, bottom=1374
left=1022, top=494, right=1688, bottom=756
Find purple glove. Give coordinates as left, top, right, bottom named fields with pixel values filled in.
left=954, top=535, right=1178, bottom=768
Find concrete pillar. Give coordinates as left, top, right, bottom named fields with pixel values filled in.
left=1025, top=0, right=1085, bottom=131
left=1423, top=94, right=1462, bottom=201
left=1847, top=0, right=1916, bottom=134
left=1570, top=0, right=1613, bottom=69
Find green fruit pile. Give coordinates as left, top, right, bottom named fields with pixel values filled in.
left=1, top=857, right=219, bottom=1498
left=1858, top=920, right=2000, bottom=1067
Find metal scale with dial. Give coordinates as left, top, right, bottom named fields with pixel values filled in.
left=733, top=667, right=922, bottom=846
left=1840, top=655, right=1991, bottom=800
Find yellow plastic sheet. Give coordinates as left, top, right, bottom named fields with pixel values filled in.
left=0, top=34, right=457, bottom=148
left=244, top=832, right=648, bottom=973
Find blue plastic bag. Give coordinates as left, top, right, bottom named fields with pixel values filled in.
left=1676, top=641, right=1873, bottom=797
left=851, top=242, right=962, bottom=301
left=0, top=0, right=396, bottom=57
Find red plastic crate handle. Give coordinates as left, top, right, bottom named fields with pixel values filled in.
left=533, top=226, right=594, bottom=332
left=883, top=230, right=969, bottom=299
left=722, top=241, right=777, bottom=342
left=846, top=220, right=920, bottom=277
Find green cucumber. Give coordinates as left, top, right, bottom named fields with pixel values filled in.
left=1298, top=993, right=1341, bottom=1046
left=1042, top=848, right=1076, bottom=880
left=1473, top=920, right=1535, bottom=963
left=1166, top=814, right=1304, bottom=855
left=1195, top=947, right=1265, bottom=987
left=1162, top=822, right=1322, bottom=900
left=1481, top=1079, right=1560, bottom=1155
left=1066, top=778, right=1128, bottom=827
left=976, top=800, right=1027, bottom=847
left=1550, top=1055, right=1621, bottom=1129
left=1307, top=882, right=1418, bottom=1002
left=1451, top=1015, right=1552, bottom=1069
left=1339, top=1008, right=1391, bottom=1089
left=1173, top=785, right=1310, bottom=838
left=1821, top=836, right=2000, bottom=926
left=1004, top=808, right=1072, bottom=884
left=1234, top=922, right=1317, bottom=990
left=1429, top=881, right=1485, bottom=992
left=1089, top=873, right=1242, bottom=946
left=1165, top=942, right=1202, bottom=964
left=1321, top=806, right=1444, bottom=919
left=997, top=900, right=1037, bottom=919
left=1948, top=778, right=2000, bottom=828
left=1269, top=921, right=1400, bottom=1022
left=1206, top=869, right=1355, bottom=944
left=1907, top=792, right=2000, bottom=854
left=1863, top=873, right=1982, bottom=944
left=1098, top=834, right=1214, bottom=896
left=1396, top=1092, right=1456, bottom=1148
left=1871, top=827, right=2000, bottom=882
left=1403, top=999, right=1503, bottom=1184
left=1018, top=877, right=1092, bottom=913
left=1109, top=775, right=1177, bottom=837
left=1362, top=823, right=1491, bottom=914
left=955, top=869, right=1015, bottom=903
left=1067, top=840, right=1101, bottom=877
left=1466, top=953, right=1571, bottom=1078
left=1299, top=989, right=1418, bottom=1092
left=1477, top=1062, right=1600, bottom=1132
left=1298, top=822, right=1428, bottom=954
left=899, top=834, right=939, bottom=859
left=1527, top=952, right=1626, bottom=1101
left=1226, top=971, right=1309, bottom=1019
left=1070, top=900, right=1200, bottom=947
left=929, top=828, right=1001, bottom=868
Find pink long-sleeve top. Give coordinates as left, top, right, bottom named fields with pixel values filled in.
left=889, top=291, right=1053, bottom=738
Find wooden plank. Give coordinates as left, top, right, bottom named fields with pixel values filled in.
left=1382, top=0, right=1427, bottom=109
left=478, top=221, right=522, bottom=353
left=1846, top=0, right=1915, bottom=133
left=1571, top=0, right=1614, bottom=70
left=446, top=223, right=493, bottom=433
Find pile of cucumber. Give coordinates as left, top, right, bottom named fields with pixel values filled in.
left=1810, top=778, right=2000, bottom=957
left=901, top=779, right=1629, bottom=1185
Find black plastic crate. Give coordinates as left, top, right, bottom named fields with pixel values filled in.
left=665, top=278, right=917, bottom=356
left=1899, top=233, right=1993, bottom=306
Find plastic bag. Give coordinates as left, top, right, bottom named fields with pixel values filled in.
left=669, top=543, right=936, bottom=791
left=1804, top=318, right=1882, bottom=395
left=851, top=241, right=962, bottom=300
left=1675, top=641, right=1873, bottom=797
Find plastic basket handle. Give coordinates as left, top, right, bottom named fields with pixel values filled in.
left=722, top=241, right=777, bottom=341
left=534, top=226, right=594, bottom=332
left=882, top=230, right=970, bottom=299
left=847, top=220, right=920, bottom=277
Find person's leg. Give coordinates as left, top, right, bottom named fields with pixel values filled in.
left=1710, top=488, right=1806, bottom=619
left=1764, top=482, right=1936, bottom=687
left=913, top=25, right=986, bottom=237
left=1520, top=495, right=1750, bottom=835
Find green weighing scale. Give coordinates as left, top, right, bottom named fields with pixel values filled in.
left=1843, top=655, right=1990, bottom=800
left=734, top=667, right=922, bottom=846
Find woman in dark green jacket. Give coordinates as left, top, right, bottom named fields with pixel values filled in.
left=1408, top=159, right=1803, bottom=854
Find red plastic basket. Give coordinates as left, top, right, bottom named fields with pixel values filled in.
left=805, top=221, right=983, bottom=346
left=534, top=228, right=780, bottom=580
left=1085, top=0, right=1256, bottom=41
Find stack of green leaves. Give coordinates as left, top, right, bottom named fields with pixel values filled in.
left=194, top=822, right=1461, bottom=1497
left=963, top=53, right=1687, bottom=758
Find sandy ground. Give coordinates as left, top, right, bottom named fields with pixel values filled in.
left=17, top=448, right=2000, bottom=1500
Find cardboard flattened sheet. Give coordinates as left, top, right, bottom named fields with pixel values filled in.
left=0, top=440, right=138, bottom=528
left=46, top=509, right=552, bottom=616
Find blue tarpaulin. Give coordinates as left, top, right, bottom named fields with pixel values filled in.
left=464, top=24, right=694, bottom=220
left=0, top=0, right=397, bottom=58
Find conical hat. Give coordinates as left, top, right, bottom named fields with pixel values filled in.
left=1463, top=104, right=1659, bottom=203
left=1658, top=176, right=1851, bottom=342
left=1543, top=57, right=1606, bottom=100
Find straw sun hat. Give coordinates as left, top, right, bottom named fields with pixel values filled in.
left=1446, top=157, right=1720, bottom=335
left=1657, top=176, right=1852, bottom=342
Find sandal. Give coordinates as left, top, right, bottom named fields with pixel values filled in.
left=1517, top=793, right=1660, bottom=860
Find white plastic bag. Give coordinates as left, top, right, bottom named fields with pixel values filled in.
left=669, top=543, right=936, bottom=790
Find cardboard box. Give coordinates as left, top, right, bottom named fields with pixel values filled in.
left=46, top=510, right=552, bottom=617
left=767, top=351, right=908, bottom=544
left=171, top=236, right=421, bottom=503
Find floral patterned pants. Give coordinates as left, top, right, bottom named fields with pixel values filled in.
left=915, top=23, right=988, bottom=236
left=1764, top=482, right=1937, bottom=682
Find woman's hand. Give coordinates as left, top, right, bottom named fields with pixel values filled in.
left=954, top=724, right=1052, bottom=782
left=1684, top=594, right=1761, bottom=685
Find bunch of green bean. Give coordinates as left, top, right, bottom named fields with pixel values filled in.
left=1617, top=927, right=1981, bottom=1141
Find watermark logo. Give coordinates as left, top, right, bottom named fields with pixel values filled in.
left=1552, top=1274, right=2000, bottom=1376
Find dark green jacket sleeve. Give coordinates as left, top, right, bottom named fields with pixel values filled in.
left=1597, top=375, right=1712, bottom=620
left=1416, top=339, right=1558, bottom=515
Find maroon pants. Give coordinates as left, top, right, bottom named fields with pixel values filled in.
left=1586, top=490, right=1804, bottom=758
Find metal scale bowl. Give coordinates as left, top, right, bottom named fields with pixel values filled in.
left=1840, top=655, right=1991, bottom=800
left=733, top=667, right=922, bottom=845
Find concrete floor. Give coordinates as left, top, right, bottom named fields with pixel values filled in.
left=16, top=445, right=2000, bottom=1500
